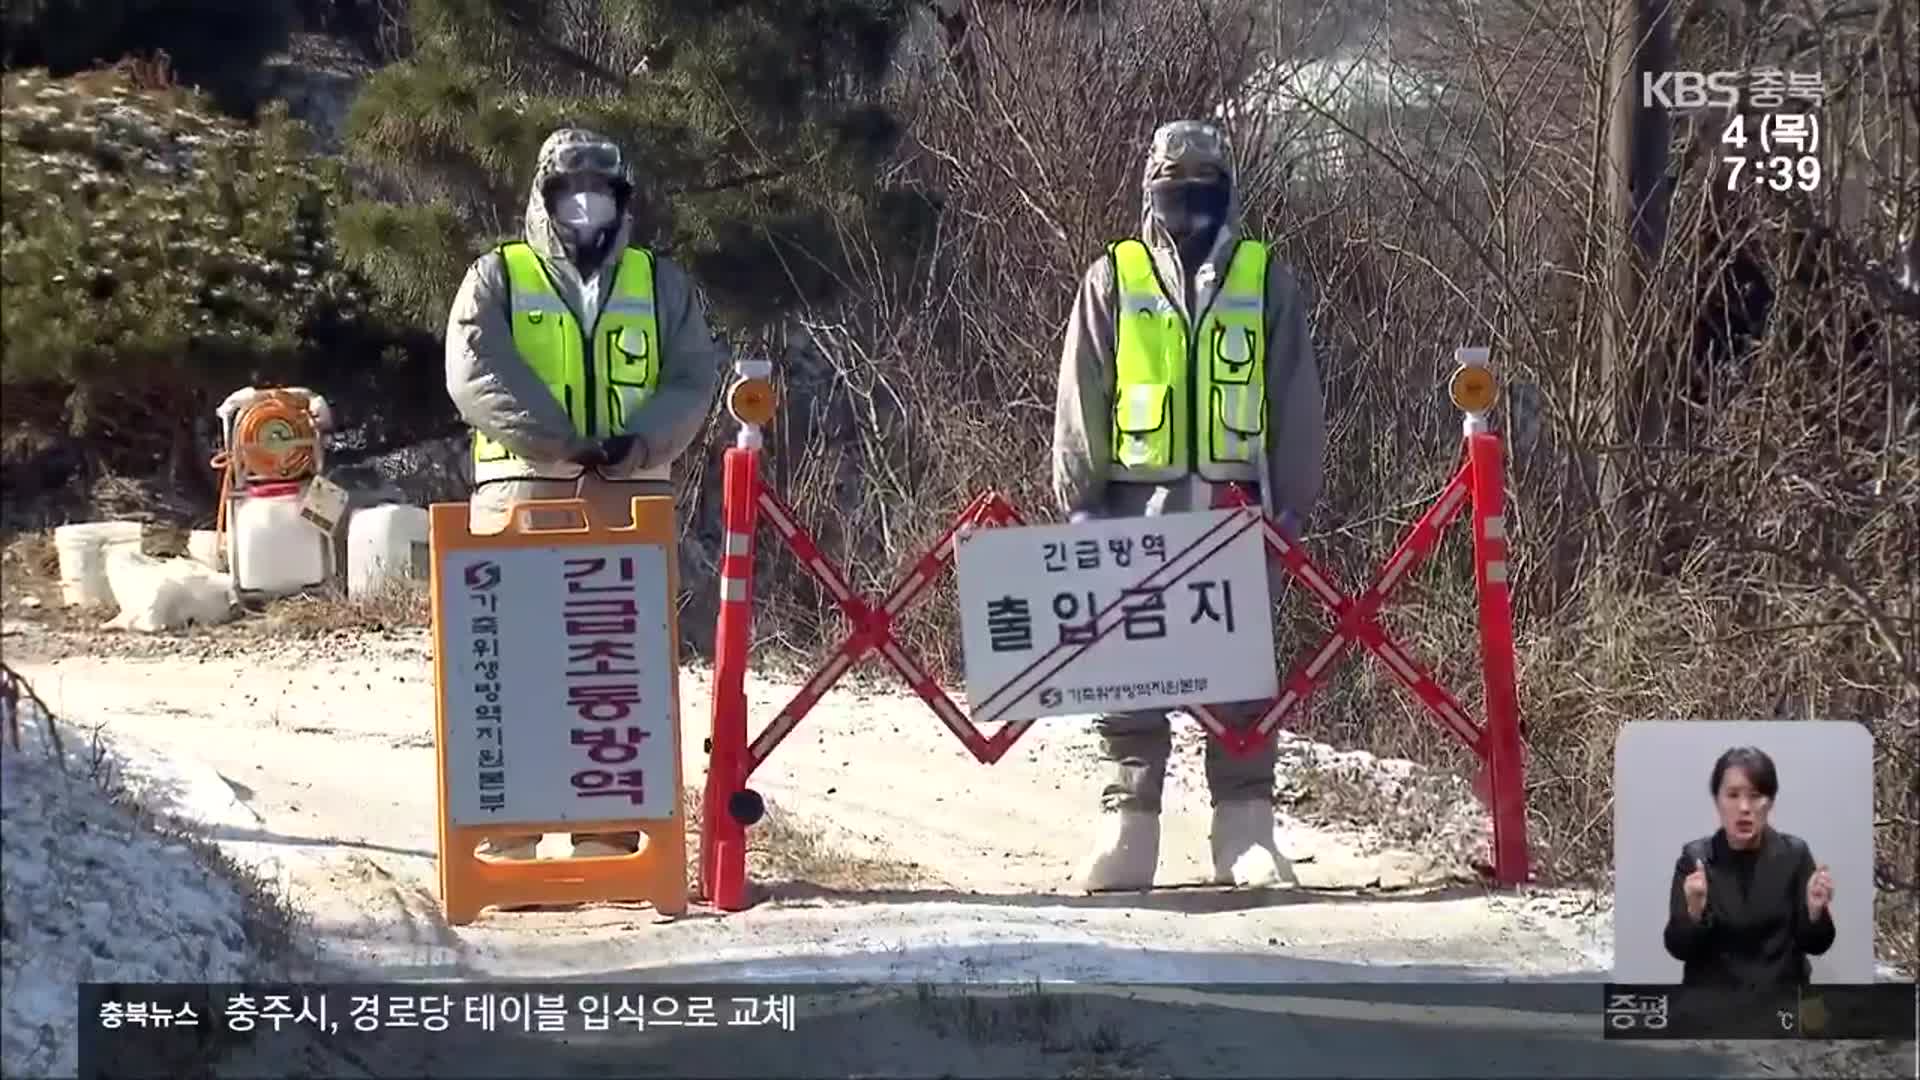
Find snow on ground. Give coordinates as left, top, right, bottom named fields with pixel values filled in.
left=0, top=680, right=278, bottom=1078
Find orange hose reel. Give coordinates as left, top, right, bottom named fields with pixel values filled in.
left=210, top=390, right=324, bottom=556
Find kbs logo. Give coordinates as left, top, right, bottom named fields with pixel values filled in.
left=1642, top=71, right=1741, bottom=110
left=464, top=561, right=501, bottom=591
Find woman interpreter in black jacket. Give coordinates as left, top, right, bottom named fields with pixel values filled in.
left=1663, top=746, right=1838, bottom=987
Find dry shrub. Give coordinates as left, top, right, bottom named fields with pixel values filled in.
left=259, top=579, right=429, bottom=636
left=1273, top=731, right=1493, bottom=875
left=678, top=788, right=926, bottom=899
left=1, top=531, right=60, bottom=584
left=1515, top=588, right=1918, bottom=976
left=107, top=50, right=178, bottom=93
left=744, top=804, right=929, bottom=894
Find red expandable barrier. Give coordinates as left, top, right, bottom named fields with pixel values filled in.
left=698, top=430, right=1529, bottom=911
left=1194, top=472, right=1478, bottom=753
left=1194, top=431, right=1528, bottom=883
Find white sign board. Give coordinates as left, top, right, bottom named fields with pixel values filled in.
left=955, top=507, right=1277, bottom=723
left=438, top=543, right=677, bottom=826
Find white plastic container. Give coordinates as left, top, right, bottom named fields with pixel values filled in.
left=230, top=483, right=327, bottom=596
left=103, top=547, right=236, bottom=633
left=186, top=529, right=224, bottom=571
left=346, top=505, right=430, bottom=599
left=53, top=521, right=145, bottom=607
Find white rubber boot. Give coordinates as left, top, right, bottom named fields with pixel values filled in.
left=570, top=837, right=638, bottom=859
left=1210, top=802, right=1298, bottom=888
left=1074, top=810, right=1161, bottom=892
left=477, top=836, right=538, bottom=861
left=477, top=835, right=557, bottom=913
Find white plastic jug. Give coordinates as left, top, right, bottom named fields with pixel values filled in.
left=53, top=521, right=145, bottom=607
left=231, top=483, right=327, bottom=596
left=346, top=505, right=430, bottom=599
left=186, top=529, right=224, bottom=571
left=103, top=547, right=237, bottom=633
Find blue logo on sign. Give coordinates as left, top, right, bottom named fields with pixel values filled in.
left=464, top=561, right=501, bottom=591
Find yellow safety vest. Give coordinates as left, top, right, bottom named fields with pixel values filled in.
left=472, top=242, right=662, bottom=483
left=1109, top=237, right=1269, bottom=483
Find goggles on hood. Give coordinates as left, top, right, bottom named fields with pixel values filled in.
left=1148, top=162, right=1228, bottom=187
left=1146, top=120, right=1232, bottom=185
left=552, top=141, right=624, bottom=177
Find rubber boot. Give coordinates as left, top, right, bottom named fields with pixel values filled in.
left=570, top=834, right=640, bottom=859
left=1074, top=810, right=1160, bottom=892
left=1210, top=801, right=1298, bottom=888
left=477, top=836, right=538, bottom=861
left=474, top=836, right=550, bottom=911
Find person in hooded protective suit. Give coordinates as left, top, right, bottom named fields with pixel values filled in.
left=1052, top=120, right=1327, bottom=892
left=445, top=128, right=726, bottom=864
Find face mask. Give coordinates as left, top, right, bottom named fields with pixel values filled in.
left=1150, top=181, right=1230, bottom=243
left=553, top=190, right=617, bottom=230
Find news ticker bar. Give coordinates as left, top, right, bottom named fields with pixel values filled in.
left=1601, top=983, right=1915, bottom=1041
left=78, top=980, right=1916, bottom=1069
left=78, top=981, right=804, bottom=1080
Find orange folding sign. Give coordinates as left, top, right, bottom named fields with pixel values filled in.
left=430, top=496, right=687, bottom=924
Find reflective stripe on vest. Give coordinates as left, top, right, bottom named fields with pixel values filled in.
left=1109, top=238, right=1269, bottom=483
left=473, top=243, right=662, bottom=484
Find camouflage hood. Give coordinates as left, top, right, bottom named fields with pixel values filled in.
left=1137, top=119, right=1243, bottom=268
left=523, top=127, right=636, bottom=268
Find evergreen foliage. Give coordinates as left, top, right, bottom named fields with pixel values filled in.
left=337, top=0, right=934, bottom=332
left=0, top=67, right=421, bottom=472
left=0, top=0, right=295, bottom=114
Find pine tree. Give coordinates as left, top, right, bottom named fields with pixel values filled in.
left=0, top=67, right=423, bottom=484
left=336, top=0, right=937, bottom=332
left=0, top=0, right=295, bottom=114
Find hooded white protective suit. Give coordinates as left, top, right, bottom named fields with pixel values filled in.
left=444, top=128, right=727, bottom=865
left=1051, top=120, right=1327, bottom=891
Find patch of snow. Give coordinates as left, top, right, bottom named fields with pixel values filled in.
left=620, top=909, right=1596, bottom=986
left=99, top=729, right=300, bottom=900
left=0, top=693, right=276, bottom=1077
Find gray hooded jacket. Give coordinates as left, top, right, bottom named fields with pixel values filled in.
left=445, top=130, right=726, bottom=483
left=1052, top=122, right=1326, bottom=527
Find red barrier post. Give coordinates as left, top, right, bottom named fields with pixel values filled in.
left=1468, top=427, right=1528, bottom=886
left=1453, top=348, right=1530, bottom=886
left=701, top=362, right=777, bottom=912
left=701, top=445, right=758, bottom=910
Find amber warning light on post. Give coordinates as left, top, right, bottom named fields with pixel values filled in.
left=727, top=359, right=777, bottom=428
left=1449, top=347, right=1497, bottom=415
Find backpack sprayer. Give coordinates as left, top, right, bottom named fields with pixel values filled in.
left=208, top=386, right=333, bottom=568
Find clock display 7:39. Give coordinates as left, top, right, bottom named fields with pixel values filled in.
left=1723, top=155, right=1820, bottom=192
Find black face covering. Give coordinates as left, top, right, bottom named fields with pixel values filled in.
left=1151, top=180, right=1230, bottom=263
left=543, top=177, right=631, bottom=274
left=566, top=225, right=616, bottom=276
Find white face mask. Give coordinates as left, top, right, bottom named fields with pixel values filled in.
left=553, top=190, right=617, bottom=230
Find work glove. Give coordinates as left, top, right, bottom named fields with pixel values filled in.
left=600, top=434, right=639, bottom=470
left=566, top=441, right=609, bottom=468
left=1068, top=509, right=1101, bottom=525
